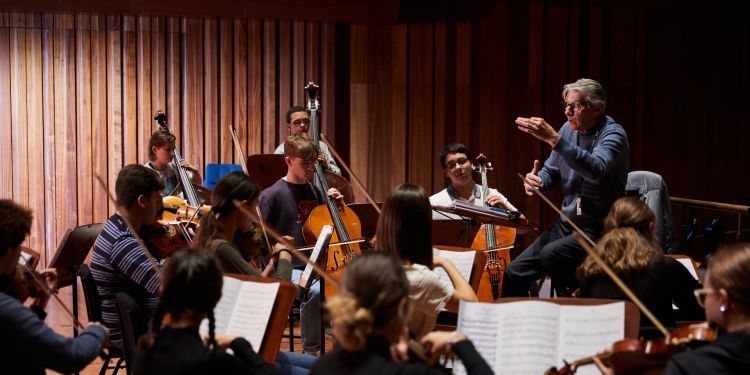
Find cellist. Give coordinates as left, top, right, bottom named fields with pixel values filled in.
left=0, top=199, right=109, bottom=374
left=258, top=134, right=344, bottom=356
left=429, top=143, right=523, bottom=219
left=144, top=129, right=203, bottom=197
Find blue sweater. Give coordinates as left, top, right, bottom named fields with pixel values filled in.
left=0, top=291, right=107, bottom=374
left=537, top=115, right=629, bottom=229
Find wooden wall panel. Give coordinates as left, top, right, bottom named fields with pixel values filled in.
left=75, top=14, right=93, bottom=226
left=91, top=14, right=108, bottom=224
left=0, top=14, right=11, bottom=198
left=26, top=14, right=46, bottom=255
left=2, top=0, right=748, bottom=262
left=0, top=11, right=340, bottom=262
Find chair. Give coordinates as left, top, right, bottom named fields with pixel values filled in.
left=203, top=163, right=243, bottom=190
left=79, top=264, right=125, bottom=375
left=116, top=292, right=148, bottom=375
left=626, top=171, right=675, bottom=252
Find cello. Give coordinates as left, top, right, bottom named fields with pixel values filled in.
left=300, top=82, right=362, bottom=297
left=471, top=154, right=515, bottom=301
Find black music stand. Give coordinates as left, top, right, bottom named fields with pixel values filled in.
left=432, top=219, right=481, bottom=248
left=48, top=223, right=103, bottom=337
left=247, top=154, right=287, bottom=190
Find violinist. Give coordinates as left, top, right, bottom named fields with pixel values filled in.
left=91, top=164, right=165, bottom=346
left=578, top=197, right=704, bottom=338
left=0, top=199, right=109, bottom=374
left=133, top=248, right=275, bottom=375
left=192, top=171, right=317, bottom=373
left=377, top=184, right=477, bottom=339
left=503, top=78, right=629, bottom=297
left=430, top=143, right=522, bottom=219
left=312, top=252, right=492, bottom=375
left=273, top=106, right=341, bottom=175
left=145, top=129, right=203, bottom=196
left=259, top=134, right=344, bottom=356
left=193, top=171, right=293, bottom=279
left=662, top=243, right=750, bottom=374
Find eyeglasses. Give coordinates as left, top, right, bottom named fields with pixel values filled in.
left=693, top=288, right=715, bottom=307
left=445, top=158, right=470, bottom=170
left=292, top=119, right=311, bottom=126
left=562, top=101, right=590, bottom=113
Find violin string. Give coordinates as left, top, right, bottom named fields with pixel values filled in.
left=517, top=173, right=670, bottom=337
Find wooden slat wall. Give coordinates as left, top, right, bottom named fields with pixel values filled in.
left=0, top=12, right=337, bottom=264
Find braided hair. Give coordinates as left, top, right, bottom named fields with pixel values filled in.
left=138, top=248, right=223, bottom=350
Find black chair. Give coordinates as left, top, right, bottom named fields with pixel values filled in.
left=116, top=292, right=148, bottom=375
left=79, top=263, right=125, bottom=375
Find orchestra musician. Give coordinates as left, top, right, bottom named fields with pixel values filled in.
left=191, top=172, right=317, bottom=373
left=274, top=106, right=341, bottom=175
left=503, top=78, right=629, bottom=297
left=578, top=197, right=704, bottom=338
left=193, top=171, right=293, bottom=280
left=133, top=248, right=275, bottom=375
left=313, top=252, right=493, bottom=375
left=90, top=164, right=165, bottom=345
left=592, top=243, right=750, bottom=375
left=259, top=134, right=344, bottom=356
left=429, top=143, right=522, bottom=219
left=0, top=199, right=109, bottom=374
left=377, top=183, right=477, bottom=339
left=662, top=243, right=750, bottom=374
left=144, top=129, right=203, bottom=196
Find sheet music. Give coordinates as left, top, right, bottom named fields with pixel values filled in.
left=225, top=281, right=280, bottom=349
left=203, top=276, right=243, bottom=333
left=455, top=301, right=560, bottom=375
left=676, top=258, right=699, bottom=280
left=299, top=225, right=333, bottom=288
left=557, top=303, right=625, bottom=375
left=200, top=277, right=280, bottom=350
left=455, top=301, right=624, bottom=375
left=432, top=248, right=475, bottom=286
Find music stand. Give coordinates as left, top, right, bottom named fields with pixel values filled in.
left=432, top=220, right=481, bottom=248
left=48, top=223, right=103, bottom=337
left=247, top=154, right=287, bottom=190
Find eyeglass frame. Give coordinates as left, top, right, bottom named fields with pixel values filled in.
left=291, top=118, right=311, bottom=126
left=693, top=288, right=716, bottom=308
left=561, top=101, right=591, bottom=113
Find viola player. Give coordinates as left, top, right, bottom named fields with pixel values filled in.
left=0, top=199, right=109, bottom=374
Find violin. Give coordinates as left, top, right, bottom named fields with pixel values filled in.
left=142, top=196, right=209, bottom=259
left=547, top=323, right=717, bottom=375
left=301, top=82, right=362, bottom=297
left=0, top=265, right=47, bottom=302
left=471, top=154, right=515, bottom=301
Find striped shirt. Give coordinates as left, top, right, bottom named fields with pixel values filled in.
left=90, top=214, right=162, bottom=344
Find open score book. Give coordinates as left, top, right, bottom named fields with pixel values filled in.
left=200, top=276, right=280, bottom=350
left=454, top=300, right=625, bottom=375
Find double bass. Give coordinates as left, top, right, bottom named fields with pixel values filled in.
left=300, top=82, right=362, bottom=297
left=471, top=154, right=515, bottom=301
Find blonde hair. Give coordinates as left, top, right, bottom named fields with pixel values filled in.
left=283, top=134, right=318, bottom=161
left=581, top=197, right=660, bottom=276
left=708, top=243, right=750, bottom=316
left=325, top=253, right=408, bottom=351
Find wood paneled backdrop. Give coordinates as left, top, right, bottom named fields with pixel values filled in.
left=2, top=0, right=749, bottom=264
